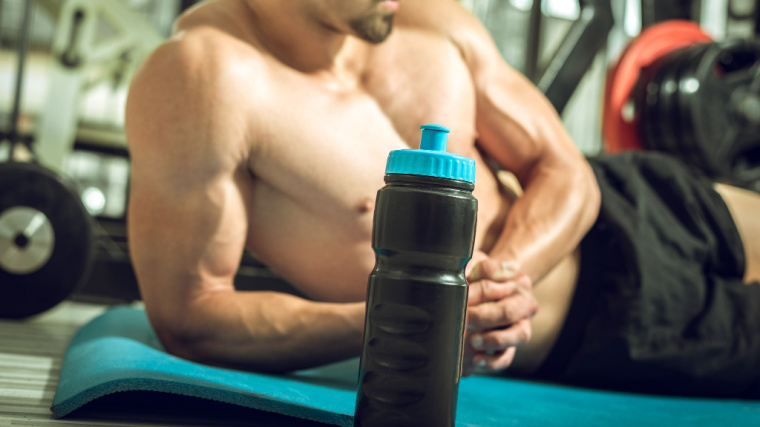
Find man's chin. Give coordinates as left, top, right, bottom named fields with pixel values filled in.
left=352, top=15, right=395, bottom=44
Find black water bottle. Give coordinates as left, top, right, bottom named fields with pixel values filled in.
left=354, top=124, right=477, bottom=427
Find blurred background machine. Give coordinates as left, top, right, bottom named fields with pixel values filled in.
left=0, top=0, right=758, bottom=318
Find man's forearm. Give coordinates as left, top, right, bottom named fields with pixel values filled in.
left=488, top=159, right=600, bottom=283
left=151, top=290, right=366, bottom=373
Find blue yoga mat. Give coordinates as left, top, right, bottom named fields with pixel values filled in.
left=52, top=306, right=760, bottom=426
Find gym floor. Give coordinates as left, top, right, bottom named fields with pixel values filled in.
left=0, top=302, right=341, bottom=427
left=0, top=301, right=189, bottom=427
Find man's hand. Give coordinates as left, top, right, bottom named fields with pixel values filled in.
left=462, top=252, right=537, bottom=376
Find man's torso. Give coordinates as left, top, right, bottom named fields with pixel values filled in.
left=170, top=0, right=578, bottom=372
left=177, top=1, right=509, bottom=300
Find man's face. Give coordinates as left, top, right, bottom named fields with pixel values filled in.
left=321, top=0, right=399, bottom=44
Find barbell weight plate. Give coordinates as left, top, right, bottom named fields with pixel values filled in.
left=680, top=40, right=760, bottom=184
left=602, top=20, right=712, bottom=153
left=641, top=43, right=714, bottom=168
left=674, top=44, right=719, bottom=173
left=638, top=46, right=695, bottom=155
left=638, top=52, right=672, bottom=152
left=0, top=206, right=55, bottom=274
left=0, top=162, right=93, bottom=319
left=671, top=44, right=716, bottom=169
left=657, top=46, right=699, bottom=160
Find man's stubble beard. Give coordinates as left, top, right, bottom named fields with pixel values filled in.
left=349, top=12, right=395, bottom=44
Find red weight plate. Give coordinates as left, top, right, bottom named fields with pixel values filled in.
left=602, top=21, right=712, bottom=153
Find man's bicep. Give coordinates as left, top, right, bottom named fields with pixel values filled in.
left=448, top=6, right=584, bottom=179
left=128, top=163, right=251, bottom=347
left=128, top=163, right=248, bottom=299
left=474, top=66, right=582, bottom=180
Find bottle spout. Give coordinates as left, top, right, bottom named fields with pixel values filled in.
left=419, top=124, right=450, bottom=152
left=384, top=123, right=475, bottom=184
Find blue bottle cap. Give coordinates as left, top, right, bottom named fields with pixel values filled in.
left=385, top=124, right=476, bottom=184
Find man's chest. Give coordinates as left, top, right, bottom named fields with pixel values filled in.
left=247, top=30, right=478, bottom=224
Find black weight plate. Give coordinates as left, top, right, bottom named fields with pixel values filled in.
left=638, top=45, right=707, bottom=158
left=0, top=162, right=93, bottom=318
left=648, top=50, right=681, bottom=154
left=681, top=40, right=760, bottom=182
left=721, top=41, right=760, bottom=184
left=656, top=46, right=702, bottom=157
left=637, top=52, right=666, bottom=150
left=638, top=48, right=681, bottom=152
left=677, top=43, right=731, bottom=175
left=667, top=43, right=715, bottom=170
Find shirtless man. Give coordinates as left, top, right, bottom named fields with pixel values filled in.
left=125, top=0, right=760, bottom=396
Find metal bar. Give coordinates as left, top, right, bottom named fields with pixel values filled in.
left=536, top=0, right=614, bottom=115
left=641, top=0, right=694, bottom=29
left=8, top=0, right=34, bottom=144
left=525, top=0, right=542, bottom=81
left=640, top=0, right=655, bottom=29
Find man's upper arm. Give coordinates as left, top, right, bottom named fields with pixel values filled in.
left=406, top=1, right=600, bottom=282
left=125, top=35, right=252, bottom=335
left=439, top=1, right=588, bottom=181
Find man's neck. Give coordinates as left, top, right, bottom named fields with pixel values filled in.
left=244, top=0, right=369, bottom=77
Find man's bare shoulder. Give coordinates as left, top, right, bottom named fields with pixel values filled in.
left=125, top=2, right=269, bottom=164
left=132, top=3, right=266, bottom=109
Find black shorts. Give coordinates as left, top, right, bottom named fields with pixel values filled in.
left=533, top=152, right=760, bottom=399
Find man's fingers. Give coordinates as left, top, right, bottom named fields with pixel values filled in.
left=468, top=319, right=531, bottom=374
left=467, top=278, right=518, bottom=307
left=469, top=318, right=532, bottom=352
left=467, top=284, right=537, bottom=329
left=472, top=346, right=517, bottom=373
left=468, top=259, right=519, bottom=283
left=468, top=273, right=532, bottom=306
left=461, top=319, right=531, bottom=375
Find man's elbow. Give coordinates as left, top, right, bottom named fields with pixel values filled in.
left=145, top=307, right=301, bottom=374
left=148, top=312, right=211, bottom=365
left=144, top=306, right=235, bottom=369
